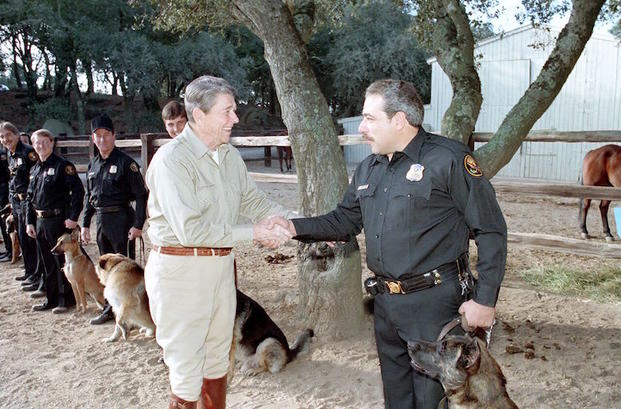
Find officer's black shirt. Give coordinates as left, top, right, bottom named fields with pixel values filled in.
left=25, top=153, right=85, bottom=225
left=82, top=147, right=147, bottom=229
left=8, top=141, right=38, bottom=195
left=0, top=146, right=10, bottom=185
left=292, top=128, right=507, bottom=307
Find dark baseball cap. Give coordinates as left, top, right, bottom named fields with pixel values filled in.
left=91, top=113, right=114, bottom=133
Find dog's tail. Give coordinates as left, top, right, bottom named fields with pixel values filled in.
left=287, top=329, right=314, bottom=362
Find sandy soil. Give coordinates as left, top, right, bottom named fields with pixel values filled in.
left=1, top=174, right=620, bottom=409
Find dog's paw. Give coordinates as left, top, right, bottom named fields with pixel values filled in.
left=103, top=336, right=119, bottom=343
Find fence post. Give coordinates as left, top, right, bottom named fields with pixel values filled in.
left=264, top=146, right=272, bottom=167
left=141, top=133, right=157, bottom=176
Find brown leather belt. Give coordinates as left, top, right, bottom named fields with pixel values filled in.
left=35, top=208, right=63, bottom=218
left=153, top=245, right=232, bottom=257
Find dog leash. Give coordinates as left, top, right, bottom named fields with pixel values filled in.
left=127, top=237, right=146, bottom=266
left=437, top=315, right=496, bottom=348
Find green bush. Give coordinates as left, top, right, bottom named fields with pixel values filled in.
left=32, top=98, right=72, bottom=123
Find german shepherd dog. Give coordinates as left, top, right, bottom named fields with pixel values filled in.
left=231, top=290, right=314, bottom=378
left=95, top=253, right=155, bottom=342
left=0, top=203, right=20, bottom=263
left=408, top=335, right=519, bottom=409
left=51, top=229, right=105, bottom=314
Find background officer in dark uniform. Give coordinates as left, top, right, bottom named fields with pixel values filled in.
left=0, top=121, right=41, bottom=286
left=81, top=113, right=147, bottom=324
left=0, top=143, right=13, bottom=261
left=276, top=79, right=507, bottom=409
left=26, top=129, right=84, bottom=313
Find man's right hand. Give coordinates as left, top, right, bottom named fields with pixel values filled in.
left=81, top=227, right=90, bottom=244
left=26, top=224, right=36, bottom=239
left=253, top=216, right=294, bottom=249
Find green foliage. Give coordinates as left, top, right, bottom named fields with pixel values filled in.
left=520, top=264, right=621, bottom=302
left=309, top=1, right=431, bottom=117
left=31, top=98, right=72, bottom=123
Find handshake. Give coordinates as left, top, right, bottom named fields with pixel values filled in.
left=253, top=216, right=296, bottom=249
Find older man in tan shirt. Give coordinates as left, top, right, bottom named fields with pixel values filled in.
left=145, top=76, right=292, bottom=409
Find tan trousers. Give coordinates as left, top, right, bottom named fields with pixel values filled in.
left=145, top=251, right=236, bottom=401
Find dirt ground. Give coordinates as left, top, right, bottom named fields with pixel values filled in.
left=1, top=174, right=620, bottom=409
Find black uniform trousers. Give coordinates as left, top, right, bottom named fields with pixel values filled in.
left=12, top=198, right=40, bottom=280
left=95, top=207, right=135, bottom=259
left=373, top=272, right=465, bottom=409
left=0, top=183, right=11, bottom=254
left=36, top=215, right=75, bottom=308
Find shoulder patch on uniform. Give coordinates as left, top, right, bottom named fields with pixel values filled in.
left=65, top=164, right=76, bottom=176
left=464, top=154, right=483, bottom=177
left=129, top=162, right=139, bottom=172
left=28, top=151, right=38, bottom=162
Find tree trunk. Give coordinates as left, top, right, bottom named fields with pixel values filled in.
left=475, top=0, right=606, bottom=177
left=84, top=59, right=94, bottom=96
left=11, top=35, right=23, bottom=89
left=70, top=62, right=86, bottom=134
left=232, top=0, right=364, bottom=339
left=432, top=0, right=481, bottom=144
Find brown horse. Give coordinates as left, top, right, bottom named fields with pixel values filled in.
left=579, top=144, right=621, bottom=241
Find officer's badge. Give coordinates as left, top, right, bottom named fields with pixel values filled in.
left=464, top=154, right=483, bottom=177
left=47, top=168, right=55, bottom=176
left=17, top=158, right=23, bottom=166
left=28, top=151, right=38, bottom=162
left=129, top=162, right=139, bottom=173
left=0, top=155, right=6, bottom=160
left=65, top=165, right=76, bottom=176
left=109, top=165, right=117, bottom=174
left=406, top=164, right=424, bottom=182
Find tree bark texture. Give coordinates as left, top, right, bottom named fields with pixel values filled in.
left=432, top=0, right=481, bottom=144
left=231, top=0, right=364, bottom=339
left=476, top=0, right=607, bottom=177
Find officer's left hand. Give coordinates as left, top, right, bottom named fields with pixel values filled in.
left=26, top=224, right=36, bottom=239
left=128, top=227, right=142, bottom=240
left=458, top=299, right=495, bottom=329
left=65, top=219, right=78, bottom=230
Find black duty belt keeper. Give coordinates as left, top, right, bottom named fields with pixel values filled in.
left=95, top=205, right=127, bottom=213
left=35, top=208, right=63, bottom=218
left=365, top=253, right=469, bottom=295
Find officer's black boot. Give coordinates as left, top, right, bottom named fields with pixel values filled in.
left=90, top=304, right=114, bottom=325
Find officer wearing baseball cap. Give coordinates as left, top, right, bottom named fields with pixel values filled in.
left=81, top=113, right=147, bottom=324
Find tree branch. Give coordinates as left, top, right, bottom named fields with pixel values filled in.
left=476, top=0, right=607, bottom=177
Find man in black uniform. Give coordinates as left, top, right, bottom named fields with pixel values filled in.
left=81, top=113, right=147, bottom=324
left=0, top=144, right=13, bottom=261
left=275, top=79, right=507, bottom=409
left=26, top=129, right=84, bottom=313
left=0, top=122, right=41, bottom=286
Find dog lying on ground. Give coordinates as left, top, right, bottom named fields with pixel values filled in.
left=230, top=290, right=313, bottom=379
left=51, top=229, right=105, bottom=314
left=0, top=203, right=20, bottom=263
left=407, top=335, right=519, bottom=409
left=95, top=253, right=155, bottom=342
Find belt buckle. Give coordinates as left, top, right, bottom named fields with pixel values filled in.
left=432, top=270, right=442, bottom=285
left=386, top=280, right=404, bottom=294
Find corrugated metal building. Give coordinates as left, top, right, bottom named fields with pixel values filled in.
left=339, top=25, right=621, bottom=181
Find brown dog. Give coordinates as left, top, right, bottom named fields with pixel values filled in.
left=408, top=335, right=519, bottom=409
left=0, top=203, right=20, bottom=263
left=95, top=253, right=155, bottom=342
left=51, top=229, right=105, bottom=314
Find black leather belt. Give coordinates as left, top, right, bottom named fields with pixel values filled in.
left=366, top=254, right=469, bottom=295
left=95, top=205, right=127, bottom=213
left=35, top=208, right=63, bottom=218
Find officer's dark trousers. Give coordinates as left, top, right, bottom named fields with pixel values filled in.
left=95, top=207, right=135, bottom=259
left=12, top=199, right=39, bottom=279
left=36, top=215, right=75, bottom=308
left=373, top=274, right=465, bottom=409
left=0, top=183, right=11, bottom=254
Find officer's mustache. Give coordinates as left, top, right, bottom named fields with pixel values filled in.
left=362, top=133, right=374, bottom=142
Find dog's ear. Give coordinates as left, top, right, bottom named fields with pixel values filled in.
left=70, top=228, right=80, bottom=240
left=458, top=337, right=481, bottom=370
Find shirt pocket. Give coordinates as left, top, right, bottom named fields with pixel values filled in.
left=196, top=183, right=217, bottom=208
left=355, top=183, right=377, bottom=217
left=390, top=179, right=432, bottom=226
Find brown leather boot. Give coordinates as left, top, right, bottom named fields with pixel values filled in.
left=199, top=376, right=227, bottom=409
left=169, top=393, right=197, bottom=409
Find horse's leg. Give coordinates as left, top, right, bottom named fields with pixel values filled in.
left=599, top=199, right=614, bottom=241
left=277, top=147, right=284, bottom=172
left=286, top=147, right=292, bottom=171
left=579, top=197, right=591, bottom=239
